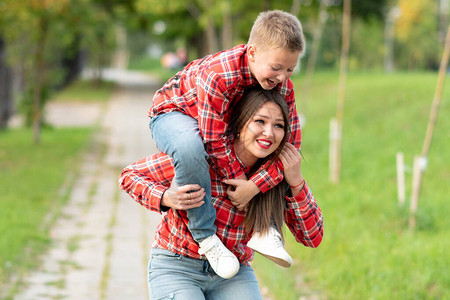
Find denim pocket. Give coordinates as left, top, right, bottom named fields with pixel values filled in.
left=150, top=248, right=181, bottom=261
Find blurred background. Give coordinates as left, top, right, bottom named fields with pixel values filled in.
left=0, top=0, right=449, bottom=299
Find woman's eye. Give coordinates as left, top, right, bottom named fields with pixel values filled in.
left=275, top=124, right=285, bottom=129
left=255, top=119, right=264, bottom=124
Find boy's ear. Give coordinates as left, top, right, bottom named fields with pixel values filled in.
left=247, top=45, right=256, bottom=62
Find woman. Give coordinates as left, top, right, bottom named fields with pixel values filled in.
left=119, top=87, right=323, bottom=299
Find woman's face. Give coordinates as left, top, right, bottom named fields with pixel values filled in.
left=235, top=101, right=285, bottom=167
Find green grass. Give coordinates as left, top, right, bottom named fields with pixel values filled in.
left=253, top=71, right=450, bottom=299
left=0, top=127, right=93, bottom=288
left=51, top=79, right=116, bottom=102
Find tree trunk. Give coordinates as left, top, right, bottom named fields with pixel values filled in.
left=0, top=38, right=13, bottom=129
left=439, top=0, right=449, bottom=45
left=300, top=1, right=328, bottom=116
left=290, top=0, right=302, bottom=16
left=221, top=0, right=233, bottom=50
left=205, top=16, right=218, bottom=55
left=33, top=15, right=49, bottom=144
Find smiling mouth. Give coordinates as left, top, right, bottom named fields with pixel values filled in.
left=267, top=79, right=277, bottom=86
left=257, top=139, right=272, bottom=149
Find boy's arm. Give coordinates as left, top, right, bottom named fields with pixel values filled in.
left=196, top=70, right=245, bottom=180
left=249, top=87, right=302, bottom=193
left=118, top=153, right=174, bottom=213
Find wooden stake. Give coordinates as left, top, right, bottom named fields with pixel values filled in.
left=409, top=25, right=450, bottom=230
left=331, top=0, right=351, bottom=184
left=329, top=118, right=337, bottom=182
left=421, top=24, right=450, bottom=158
left=396, top=152, right=405, bottom=206
left=409, top=156, right=423, bottom=230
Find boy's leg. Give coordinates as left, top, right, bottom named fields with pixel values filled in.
left=247, top=227, right=293, bottom=268
left=150, top=111, right=216, bottom=241
left=150, top=112, right=240, bottom=279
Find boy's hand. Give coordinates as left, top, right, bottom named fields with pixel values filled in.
left=223, top=178, right=259, bottom=211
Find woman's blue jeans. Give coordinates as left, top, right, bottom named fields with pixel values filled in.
left=149, top=111, right=216, bottom=241
left=148, top=248, right=262, bottom=300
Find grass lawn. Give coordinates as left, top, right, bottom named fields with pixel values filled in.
left=0, top=128, right=93, bottom=289
left=51, top=79, right=116, bottom=102
left=252, top=71, right=450, bottom=299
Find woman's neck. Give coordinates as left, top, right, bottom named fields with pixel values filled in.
left=234, top=140, right=258, bottom=168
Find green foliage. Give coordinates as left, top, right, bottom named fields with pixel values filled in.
left=394, top=0, right=441, bottom=70
left=349, top=18, right=385, bottom=70
left=253, top=71, right=450, bottom=299
left=0, top=127, right=93, bottom=287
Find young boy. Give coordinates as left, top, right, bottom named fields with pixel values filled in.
left=148, top=10, right=304, bottom=279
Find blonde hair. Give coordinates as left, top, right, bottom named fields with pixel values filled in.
left=248, top=10, right=305, bottom=53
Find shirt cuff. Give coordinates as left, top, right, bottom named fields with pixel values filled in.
left=152, top=186, right=169, bottom=212
left=285, top=182, right=310, bottom=207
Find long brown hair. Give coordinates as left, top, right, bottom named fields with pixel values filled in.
left=226, top=86, right=290, bottom=238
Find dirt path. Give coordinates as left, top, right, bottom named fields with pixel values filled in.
left=13, top=70, right=161, bottom=299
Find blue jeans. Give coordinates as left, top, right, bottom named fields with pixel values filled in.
left=148, top=248, right=262, bottom=300
left=150, top=112, right=216, bottom=241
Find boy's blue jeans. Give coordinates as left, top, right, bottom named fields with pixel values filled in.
left=148, top=248, right=262, bottom=300
left=149, top=111, right=216, bottom=242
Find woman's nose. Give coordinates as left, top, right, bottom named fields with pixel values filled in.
left=263, top=126, right=274, bottom=137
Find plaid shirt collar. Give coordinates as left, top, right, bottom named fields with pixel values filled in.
left=240, top=45, right=258, bottom=88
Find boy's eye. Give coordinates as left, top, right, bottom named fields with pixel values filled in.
left=271, top=67, right=280, bottom=71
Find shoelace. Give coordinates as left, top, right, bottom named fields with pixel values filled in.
left=206, top=244, right=227, bottom=261
left=270, top=231, right=284, bottom=248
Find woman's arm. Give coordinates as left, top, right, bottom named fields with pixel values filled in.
left=119, top=153, right=205, bottom=212
left=118, top=153, right=174, bottom=213
left=279, top=142, right=323, bottom=248
left=284, top=183, right=323, bottom=248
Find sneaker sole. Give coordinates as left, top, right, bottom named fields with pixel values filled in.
left=252, top=250, right=292, bottom=268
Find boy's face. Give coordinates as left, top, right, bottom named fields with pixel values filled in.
left=248, top=45, right=300, bottom=90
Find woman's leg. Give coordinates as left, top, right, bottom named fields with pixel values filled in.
left=150, top=112, right=215, bottom=241
left=148, top=248, right=208, bottom=300
left=205, top=264, right=263, bottom=300
left=148, top=248, right=262, bottom=300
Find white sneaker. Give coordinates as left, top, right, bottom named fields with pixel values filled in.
left=247, top=227, right=293, bottom=268
left=198, top=234, right=240, bottom=279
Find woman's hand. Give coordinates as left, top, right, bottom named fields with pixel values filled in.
left=161, top=184, right=205, bottom=210
left=279, top=143, right=304, bottom=190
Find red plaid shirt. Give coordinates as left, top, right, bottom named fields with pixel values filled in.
left=119, top=153, right=323, bottom=265
left=149, top=44, right=302, bottom=193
